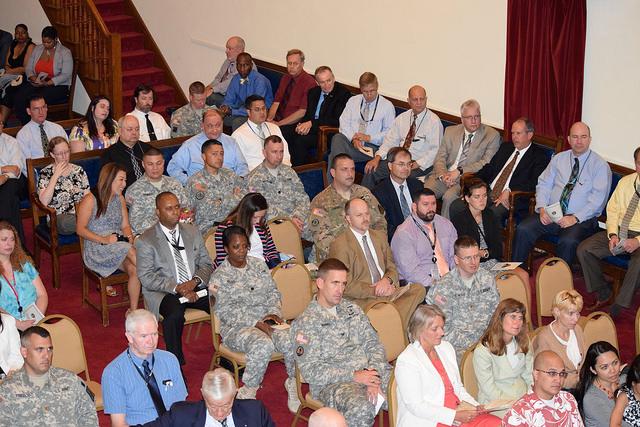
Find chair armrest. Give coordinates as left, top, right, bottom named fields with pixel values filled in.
left=29, top=192, right=61, bottom=243
left=317, top=126, right=339, bottom=162
left=508, top=190, right=535, bottom=205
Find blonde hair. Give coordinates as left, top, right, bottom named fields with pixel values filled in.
left=407, top=305, right=445, bottom=343
left=552, top=289, right=583, bottom=313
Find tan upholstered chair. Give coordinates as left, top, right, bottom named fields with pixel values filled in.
left=271, top=261, right=313, bottom=321
left=38, top=314, right=103, bottom=411
left=460, top=344, right=479, bottom=400
left=581, top=311, right=618, bottom=351
left=388, top=371, right=398, bottom=427
left=496, top=272, right=534, bottom=330
left=365, top=301, right=407, bottom=364
left=535, top=257, right=574, bottom=326
left=203, top=226, right=218, bottom=262
left=267, top=217, right=305, bottom=263
left=290, top=362, right=324, bottom=427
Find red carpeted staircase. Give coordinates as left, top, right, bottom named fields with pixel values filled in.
left=92, top=0, right=184, bottom=118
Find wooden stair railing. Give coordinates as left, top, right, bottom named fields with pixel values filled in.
left=39, top=0, right=123, bottom=118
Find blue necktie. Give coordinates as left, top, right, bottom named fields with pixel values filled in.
left=314, top=92, right=327, bottom=119
left=142, top=359, right=167, bottom=416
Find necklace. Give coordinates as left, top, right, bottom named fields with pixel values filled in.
left=594, top=378, right=614, bottom=399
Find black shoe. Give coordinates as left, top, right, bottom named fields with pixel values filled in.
left=609, top=304, right=623, bottom=319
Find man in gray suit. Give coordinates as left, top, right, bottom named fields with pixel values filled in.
left=135, top=191, right=213, bottom=365
left=424, top=99, right=501, bottom=218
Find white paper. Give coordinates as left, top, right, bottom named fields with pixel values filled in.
left=611, top=239, right=627, bottom=256
left=545, top=202, right=564, bottom=223
left=23, top=303, right=44, bottom=322
left=304, top=263, right=318, bottom=271
left=271, top=323, right=291, bottom=330
left=357, top=146, right=374, bottom=157
left=374, top=392, right=386, bottom=414
left=491, top=262, right=522, bottom=271
left=179, top=289, right=207, bottom=304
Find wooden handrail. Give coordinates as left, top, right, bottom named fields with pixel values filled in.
left=39, top=0, right=123, bottom=117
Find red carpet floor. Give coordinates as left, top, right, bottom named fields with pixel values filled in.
left=24, top=218, right=638, bottom=427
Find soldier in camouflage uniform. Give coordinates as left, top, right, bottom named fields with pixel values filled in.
left=310, top=153, right=387, bottom=262
left=0, top=326, right=98, bottom=427
left=292, top=258, right=391, bottom=427
left=187, top=139, right=245, bottom=234
left=247, top=135, right=311, bottom=239
left=125, top=147, right=189, bottom=235
left=426, top=235, right=499, bottom=361
left=170, top=81, right=217, bottom=137
left=209, top=225, right=299, bottom=410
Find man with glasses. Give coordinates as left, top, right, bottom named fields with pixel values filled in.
left=426, top=235, right=499, bottom=361
left=512, top=121, right=611, bottom=267
left=362, top=85, right=443, bottom=189
left=424, top=99, right=501, bottom=218
left=16, top=94, right=67, bottom=160
left=502, top=351, right=582, bottom=426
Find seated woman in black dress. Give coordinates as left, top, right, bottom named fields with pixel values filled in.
left=0, top=24, right=35, bottom=123
left=451, top=177, right=530, bottom=287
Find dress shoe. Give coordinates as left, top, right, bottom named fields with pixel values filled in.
left=610, top=304, right=623, bottom=319
left=586, top=295, right=613, bottom=311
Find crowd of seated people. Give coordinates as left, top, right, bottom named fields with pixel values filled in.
left=2, top=28, right=640, bottom=427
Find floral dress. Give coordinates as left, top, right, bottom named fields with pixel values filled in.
left=37, top=163, right=89, bottom=215
left=69, top=119, right=119, bottom=150
left=620, top=384, right=640, bottom=426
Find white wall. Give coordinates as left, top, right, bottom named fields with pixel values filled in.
left=2, top=0, right=638, bottom=167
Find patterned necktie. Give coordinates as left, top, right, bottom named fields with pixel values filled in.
left=619, top=183, right=640, bottom=240
left=220, top=418, right=228, bottom=427
left=128, top=145, right=143, bottom=180
left=491, top=151, right=520, bottom=200
left=39, top=124, right=49, bottom=155
left=257, top=123, right=265, bottom=139
left=170, top=228, right=190, bottom=283
left=314, top=92, right=327, bottom=119
left=145, top=114, right=157, bottom=141
left=362, top=235, right=382, bottom=283
left=142, top=359, right=167, bottom=416
left=403, top=114, right=416, bottom=149
left=427, top=223, right=449, bottom=277
left=559, top=158, right=580, bottom=215
left=358, top=101, right=370, bottom=134
left=458, top=133, right=474, bottom=167
left=399, top=184, right=411, bottom=219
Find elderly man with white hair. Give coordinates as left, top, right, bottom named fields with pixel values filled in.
left=142, top=368, right=275, bottom=426
left=309, top=408, right=348, bottom=427
left=102, top=309, right=187, bottom=427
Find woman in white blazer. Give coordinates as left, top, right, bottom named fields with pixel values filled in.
left=0, top=313, right=23, bottom=378
left=394, top=304, right=500, bottom=427
left=473, top=298, right=533, bottom=416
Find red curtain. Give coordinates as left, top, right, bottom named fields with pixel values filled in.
left=503, top=0, right=587, bottom=146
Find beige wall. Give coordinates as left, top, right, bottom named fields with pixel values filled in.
left=2, top=0, right=639, bottom=167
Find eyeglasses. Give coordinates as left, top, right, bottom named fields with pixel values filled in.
left=456, top=254, right=481, bottom=262
left=462, top=114, right=481, bottom=121
left=535, top=369, right=569, bottom=378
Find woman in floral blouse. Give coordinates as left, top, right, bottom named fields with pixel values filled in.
left=69, top=95, right=119, bottom=152
left=37, top=136, right=89, bottom=235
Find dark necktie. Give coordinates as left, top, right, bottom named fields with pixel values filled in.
left=619, top=183, right=640, bottom=240
left=491, top=151, right=520, bottom=200
left=220, top=418, right=228, bottom=427
left=170, top=228, right=190, bottom=283
left=458, top=133, right=474, bottom=167
left=559, top=158, right=579, bottom=215
left=128, top=145, right=143, bottom=180
left=403, top=114, right=416, bottom=149
left=145, top=114, right=157, bottom=141
left=142, top=359, right=167, bottom=417
left=39, top=124, right=49, bottom=155
left=399, top=184, right=411, bottom=219
left=277, top=78, right=295, bottom=119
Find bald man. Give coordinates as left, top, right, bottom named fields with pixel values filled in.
left=502, top=351, right=583, bottom=426
left=362, top=85, right=444, bottom=189
left=205, top=36, right=255, bottom=106
left=309, top=407, right=348, bottom=427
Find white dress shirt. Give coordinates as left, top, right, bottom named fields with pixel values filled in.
left=0, top=132, right=26, bottom=177
left=130, top=108, right=171, bottom=142
left=449, top=129, right=477, bottom=171
left=16, top=120, right=68, bottom=161
left=338, top=94, right=396, bottom=146
left=349, top=227, right=383, bottom=282
left=390, top=177, right=413, bottom=212
left=248, top=227, right=264, bottom=260
left=205, top=411, right=235, bottom=427
left=377, top=108, right=444, bottom=170
left=489, top=143, right=531, bottom=191
left=231, top=120, right=291, bottom=171
left=159, top=223, right=192, bottom=284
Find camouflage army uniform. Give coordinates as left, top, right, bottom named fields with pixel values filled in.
left=291, top=298, right=391, bottom=427
left=426, top=266, right=499, bottom=361
left=247, top=161, right=311, bottom=240
left=187, top=167, right=246, bottom=234
left=125, top=174, right=189, bottom=235
left=210, top=256, right=294, bottom=387
left=309, top=184, right=387, bottom=262
left=0, top=366, right=98, bottom=426
left=169, top=103, right=216, bottom=137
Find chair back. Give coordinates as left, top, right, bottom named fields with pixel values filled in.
left=535, top=257, right=573, bottom=325
left=496, top=272, right=533, bottom=330
left=267, top=217, right=304, bottom=262
left=365, top=301, right=406, bottom=363
left=209, top=298, right=222, bottom=351
left=636, top=307, right=640, bottom=355
left=203, top=226, right=218, bottom=261
left=460, top=345, right=478, bottom=399
left=271, top=261, right=313, bottom=321
left=582, top=311, right=618, bottom=350
left=388, top=371, right=398, bottom=427
left=38, top=314, right=90, bottom=380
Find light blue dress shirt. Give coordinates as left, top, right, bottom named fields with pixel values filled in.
left=223, top=70, right=273, bottom=116
left=167, top=132, right=249, bottom=185
left=338, top=94, right=396, bottom=146
left=16, top=120, right=68, bottom=161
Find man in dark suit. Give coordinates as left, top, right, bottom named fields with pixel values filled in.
left=284, top=66, right=351, bottom=165
left=141, top=368, right=275, bottom=427
left=135, top=191, right=213, bottom=365
left=449, top=117, right=550, bottom=220
left=424, top=99, right=501, bottom=218
left=373, top=147, right=423, bottom=241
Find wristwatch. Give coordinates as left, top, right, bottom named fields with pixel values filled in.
left=608, top=233, right=618, bottom=240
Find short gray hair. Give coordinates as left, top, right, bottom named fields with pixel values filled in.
left=407, top=304, right=446, bottom=343
left=125, top=309, right=158, bottom=333
left=460, top=99, right=481, bottom=115
left=201, top=368, right=237, bottom=399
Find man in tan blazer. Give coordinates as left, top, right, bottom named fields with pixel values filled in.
left=424, top=99, right=501, bottom=218
left=328, top=198, right=425, bottom=327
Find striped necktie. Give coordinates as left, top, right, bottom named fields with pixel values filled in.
left=169, top=228, right=190, bottom=283
left=362, top=235, right=382, bottom=283
left=619, top=183, right=640, bottom=240
left=458, top=133, right=474, bottom=167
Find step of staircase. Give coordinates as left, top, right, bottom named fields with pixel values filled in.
left=121, top=49, right=155, bottom=71
left=94, top=0, right=125, bottom=16
left=122, top=66, right=166, bottom=90
left=120, top=32, right=145, bottom=52
left=103, top=14, right=136, bottom=33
